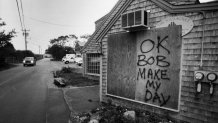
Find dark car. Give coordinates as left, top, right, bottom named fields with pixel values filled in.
left=23, top=57, right=36, bottom=66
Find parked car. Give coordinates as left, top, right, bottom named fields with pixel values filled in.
left=75, top=57, right=83, bottom=66
left=62, top=56, right=66, bottom=62
left=62, top=57, right=75, bottom=64
left=23, top=57, right=36, bottom=66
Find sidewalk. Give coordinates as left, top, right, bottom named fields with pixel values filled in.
left=63, top=85, right=100, bottom=114
left=46, top=61, right=99, bottom=122
left=47, top=78, right=99, bottom=123
left=47, top=88, right=71, bottom=123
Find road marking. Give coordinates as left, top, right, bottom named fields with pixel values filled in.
left=0, top=68, right=31, bottom=87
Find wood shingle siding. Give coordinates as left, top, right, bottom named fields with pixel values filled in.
left=82, top=0, right=218, bottom=122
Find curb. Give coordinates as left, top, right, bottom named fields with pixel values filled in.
left=61, top=88, right=76, bottom=123
left=61, top=85, right=100, bottom=123
left=64, top=85, right=99, bottom=89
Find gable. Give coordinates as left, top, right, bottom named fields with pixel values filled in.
left=82, top=0, right=218, bottom=52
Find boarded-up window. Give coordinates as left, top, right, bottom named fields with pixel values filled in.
left=87, top=53, right=100, bottom=74
left=107, top=33, right=137, bottom=99
left=107, top=26, right=182, bottom=111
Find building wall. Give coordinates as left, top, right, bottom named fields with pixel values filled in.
left=99, top=0, right=218, bottom=123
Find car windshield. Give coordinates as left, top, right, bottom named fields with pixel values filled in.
left=24, top=57, right=34, bottom=60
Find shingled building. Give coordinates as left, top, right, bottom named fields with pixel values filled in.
left=82, top=0, right=218, bottom=122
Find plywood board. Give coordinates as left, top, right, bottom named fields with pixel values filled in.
left=135, top=26, right=182, bottom=110
left=107, top=26, right=182, bottom=111
left=107, top=32, right=137, bottom=99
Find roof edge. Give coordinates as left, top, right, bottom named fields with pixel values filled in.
left=152, top=0, right=218, bottom=13
left=81, top=0, right=126, bottom=52
left=95, top=0, right=218, bottom=42
left=82, top=0, right=218, bottom=52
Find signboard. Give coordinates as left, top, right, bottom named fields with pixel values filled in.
left=156, top=16, right=193, bottom=36
left=135, top=26, right=182, bottom=110
left=107, top=26, right=182, bottom=111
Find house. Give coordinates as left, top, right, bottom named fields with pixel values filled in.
left=75, top=41, right=86, bottom=57
left=82, top=0, right=218, bottom=122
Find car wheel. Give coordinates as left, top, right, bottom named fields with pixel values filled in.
left=65, top=61, right=69, bottom=64
left=23, top=64, right=25, bottom=67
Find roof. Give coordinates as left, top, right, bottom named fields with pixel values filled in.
left=82, top=0, right=218, bottom=52
left=95, top=13, right=109, bottom=25
left=95, top=13, right=110, bottom=31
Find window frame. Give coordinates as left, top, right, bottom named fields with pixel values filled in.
left=86, top=53, right=101, bottom=76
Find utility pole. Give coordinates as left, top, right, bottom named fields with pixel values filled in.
left=22, top=29, right=30, bottom=50
left=38, top=45, right=41, bottom=54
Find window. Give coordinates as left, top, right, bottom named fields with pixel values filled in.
left=86, top=53, right=100, bottom=74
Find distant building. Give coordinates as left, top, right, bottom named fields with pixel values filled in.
left=43, top=54, right=52, bottom=58
left=75, top=41, right=86, bottom=57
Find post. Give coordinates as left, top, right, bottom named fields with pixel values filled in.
left=22, top=29, right=29, bottom=51
left=100, top=55, right=103, bottom=102
left=39, top=45, right=41, bottom=54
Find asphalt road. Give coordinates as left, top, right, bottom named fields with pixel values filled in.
left=0, top=58, right=70, bottom=123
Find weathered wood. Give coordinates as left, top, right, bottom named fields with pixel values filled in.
left=107, top=32, right=137, bottom=99
left=84, top=0, right=218, bottom=122
left=135, top=26, right=182, bottom=110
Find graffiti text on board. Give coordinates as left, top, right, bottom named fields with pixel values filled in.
left=137, top=36, right=171, bottom=107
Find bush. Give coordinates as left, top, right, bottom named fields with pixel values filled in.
left=61, top=67, right=73, bottom=73
left=60, top=67, right=78, bottom=73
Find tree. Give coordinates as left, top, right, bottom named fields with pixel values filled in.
left=50, top=35, right=68, bottom=46
left=0, top=19, right=16, bottom=48
left=13, top=50, right=35, bottom=62
left=80, top=34, right=91, bottom=40
left=0, top=42, right=15, bottom=59
left=49, top=35, right=78, bottom=47
left=69, top=34, right=78, bottom=40
left=0, top=18, right=16, bottom=64
left=46, top=45, right=65, bottom=60
left=64, top=46, right=75, bottom=54
left=47, top=34, right=78, bottom=60
left=46, top=44, right=75, bottom=60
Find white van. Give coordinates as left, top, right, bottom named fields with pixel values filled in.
left=62, top=57, right=75, bottom=64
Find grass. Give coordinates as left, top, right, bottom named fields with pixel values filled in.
left=54, top=67, right=99, bottom=87
left=61, top=72, right=99, bottom=87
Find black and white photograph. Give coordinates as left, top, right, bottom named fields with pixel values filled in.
left=0, top=0, right=218, bottom=123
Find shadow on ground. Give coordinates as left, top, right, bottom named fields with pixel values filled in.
left=0, top=63, right=19, bottom=71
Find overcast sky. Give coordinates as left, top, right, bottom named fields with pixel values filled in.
left=0, top=0, right=118, bottom=54
left=0, top=0, right=216, bottom=54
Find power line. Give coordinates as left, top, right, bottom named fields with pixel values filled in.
left=28, top=41, right=38, bottom=46
left=19, top=0, right=25, bottom=29
left=27, top=16, right=75, bottom=27
left=15, top=0, right=24, bottom=30
left=16, top=0, right=29, bottom=51
left=28, top=41, right=42, bottom=54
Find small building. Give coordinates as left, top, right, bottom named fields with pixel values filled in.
left=82, top=0, right=218, bottom=122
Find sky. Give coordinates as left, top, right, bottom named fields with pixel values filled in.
left=0, top=0, right=216, bottom=54
left=0, top=0, right=118, bottom=54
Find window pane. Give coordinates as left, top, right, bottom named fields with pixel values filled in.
left=87, top=53, right=100, bottom=74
